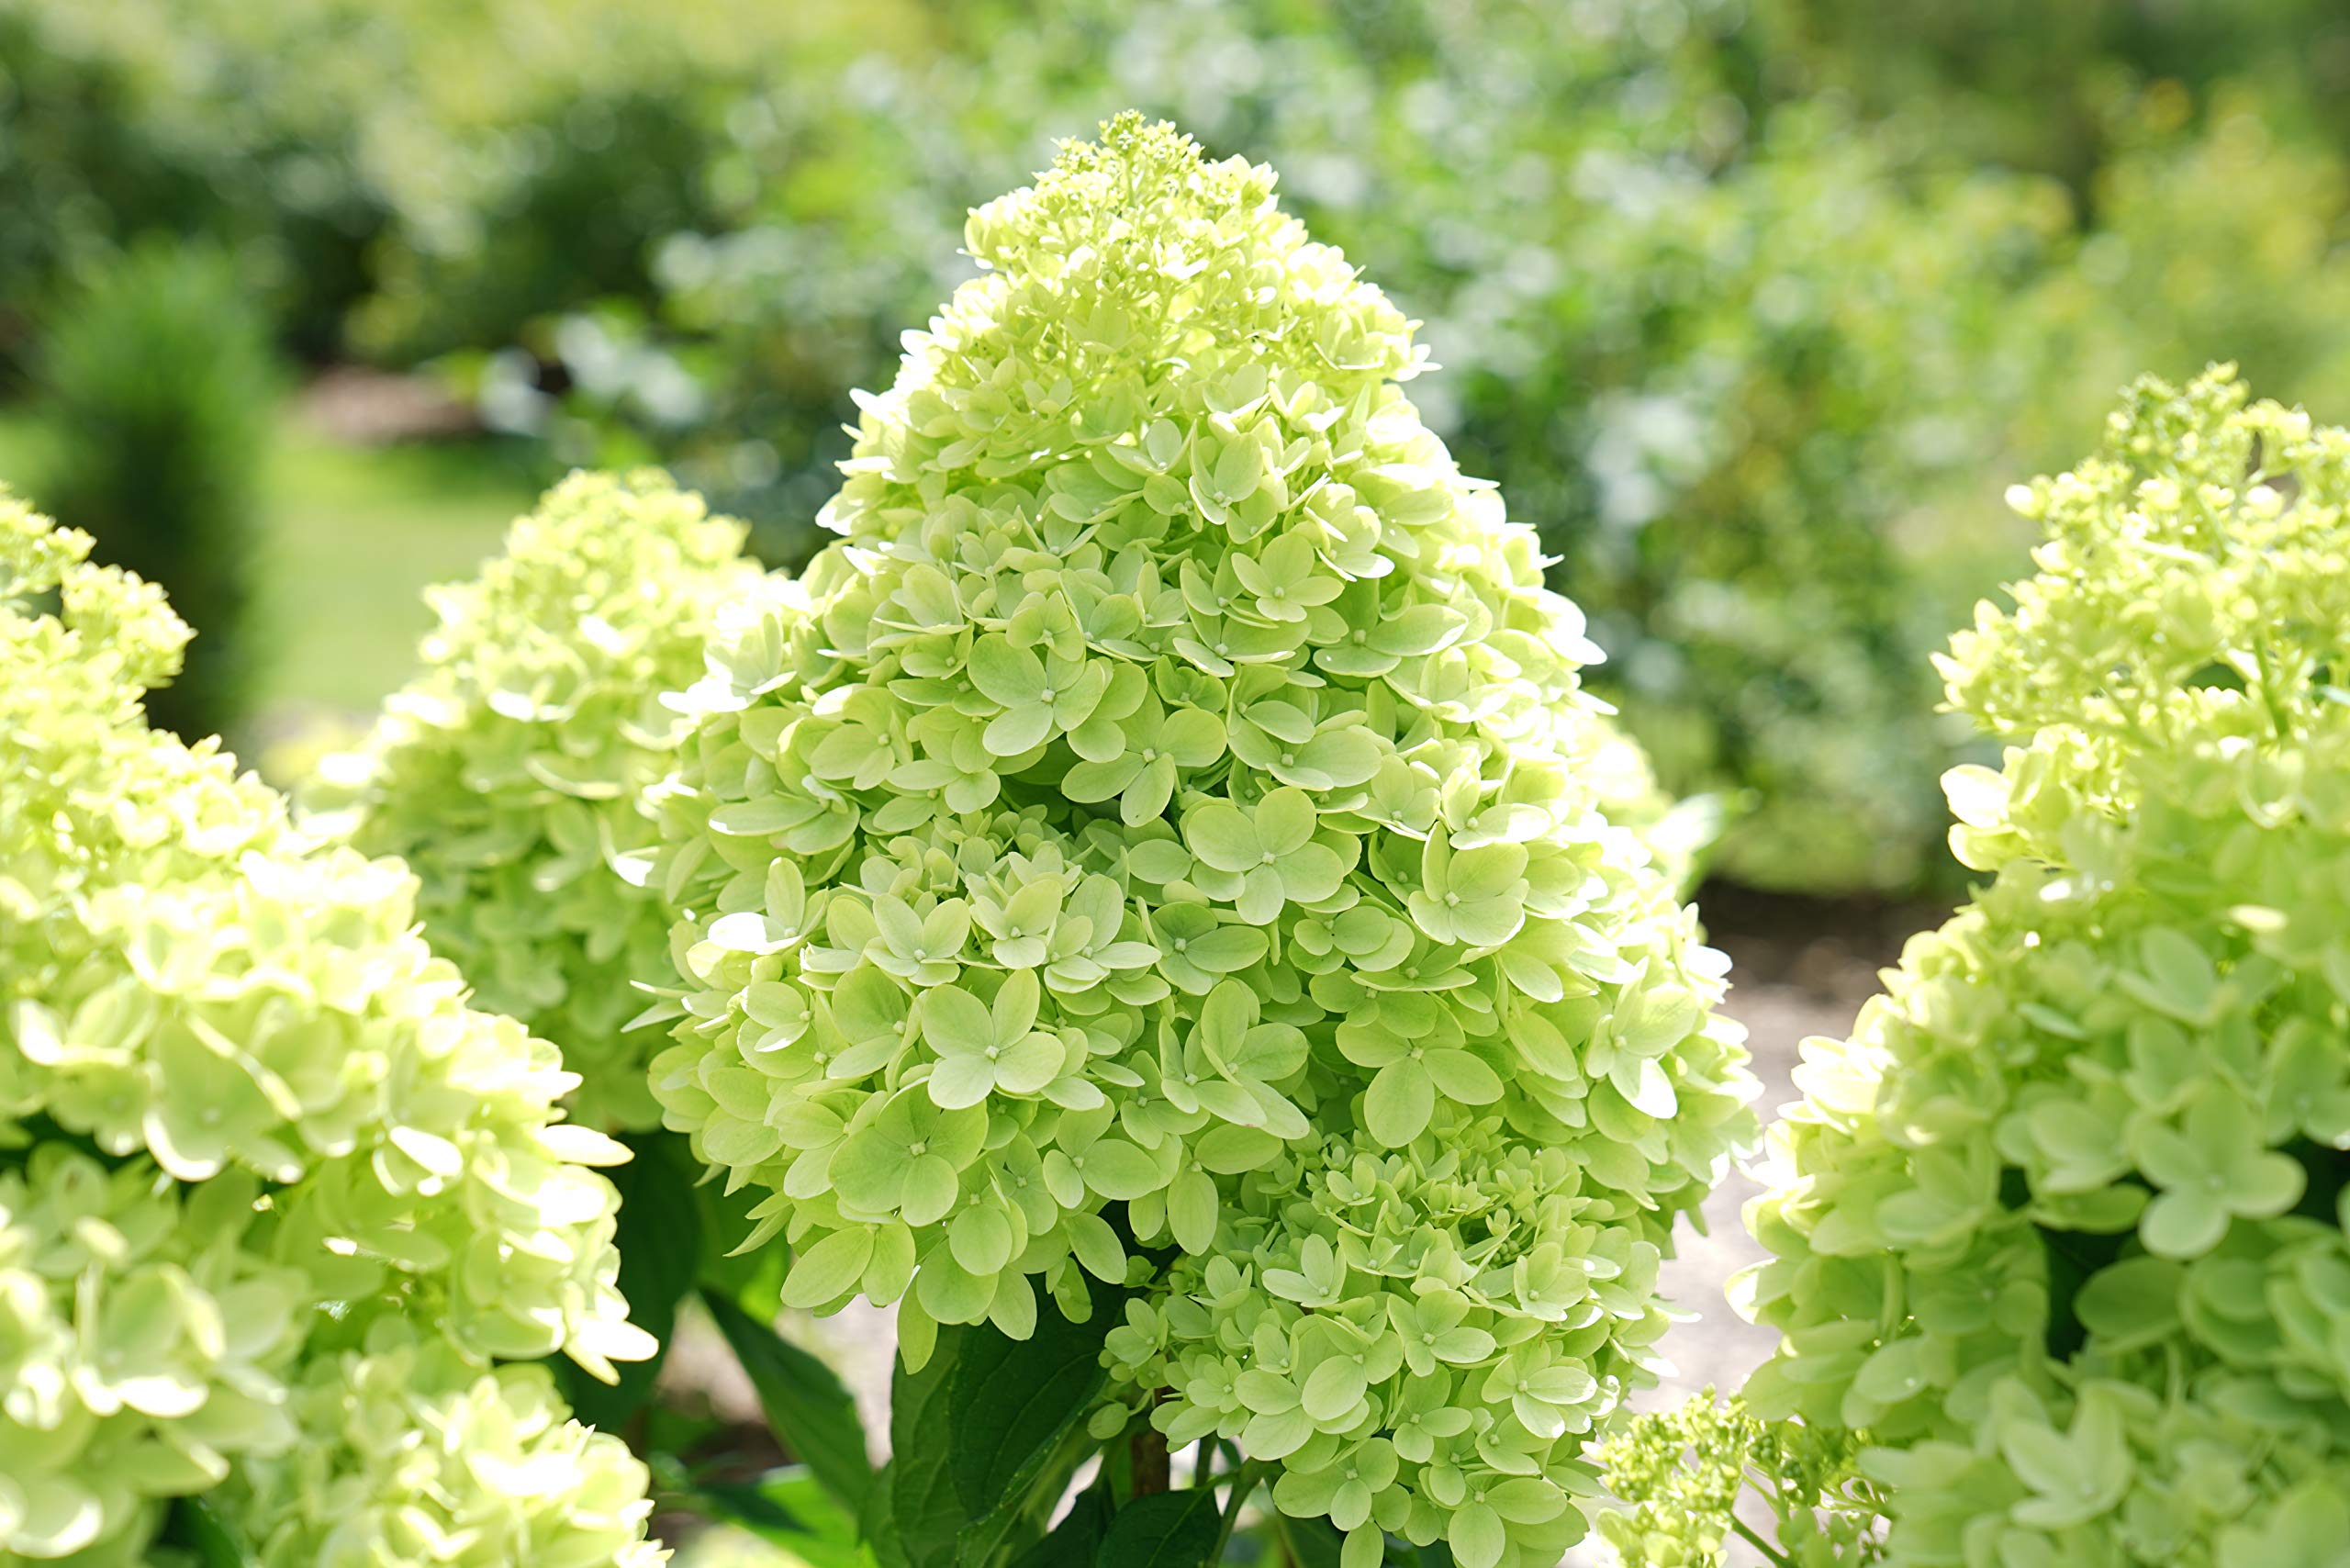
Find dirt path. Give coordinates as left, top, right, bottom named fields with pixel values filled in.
left=1642, top=979, right=1859, bottom=1409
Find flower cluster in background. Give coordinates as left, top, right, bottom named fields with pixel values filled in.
left=644, top=118, right=1756, bottom=1568
left=1595, top=1391, right=1883, bottom=1566
left=314, top=469, right=763, bottom=1131
left=0, top=497, right=663, bottom=1562
left=221, top=1326, right=666, bottom=1568
left=1738, top=369, right=2350, bottom=1563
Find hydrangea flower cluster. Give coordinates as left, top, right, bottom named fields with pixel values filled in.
left=318, top=470, right=762, bottom=1130
left=1738, top=368, right=2350, bottom=1564
left=0, top=496, right=662, bottom=1562
left=647, top=117, right=1756, bottom=1566
left=221, top=1324, right=666, bottom=1567
left=1102, top=1118, right=1729, bottom=1568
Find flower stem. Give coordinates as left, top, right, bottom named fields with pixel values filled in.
left=1130, top=1421, right=1170, bottom=1497
left=1730, top=1513, right=1797, bottom=1568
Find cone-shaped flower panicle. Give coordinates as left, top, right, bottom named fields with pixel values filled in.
left=649, top=117, right=1756, bottom=1566
left=1740, top=368, right=2350, bottom=1563
left=317, top=470, right=764, bottom=1130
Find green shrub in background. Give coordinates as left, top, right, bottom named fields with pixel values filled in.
left=1732, top=369, right=2350, bottom=1562
left=1449, top=108, right=2076, bottom=893
left=1744, top=0, right=2350, bottom=187
left=492, top=0, right=1757, bottom=546
left=506, top=0, right=2350, bottom=895
left=34, top=240, right=275, bottom=742
left=0, top=4, right=383, bottom=367
left=461, top=0, right=2350, bottom=895
left=314, top=470, right=764, bottom=1132
left=0, top=0, right=923, bottom=372
left=645, top=117, right=1759, bottom=1568
left=17, top=0, right=2350, bottom=898
left=0, top=495, right=661, bottom=1563
left=2054, top=85, right=2350, bottom=415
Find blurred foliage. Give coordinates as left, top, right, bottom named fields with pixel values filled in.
left=31, top=240, right=277, bottom=742
left=1743, top=0, right=2350, bottom=188
left=2061, top=84, right=2350, bottom=407
left=7, top=0, right=2350, bottom=891
left=0, top=0, right=931, bottom=365
left=0, top=2, right=376, bottom=364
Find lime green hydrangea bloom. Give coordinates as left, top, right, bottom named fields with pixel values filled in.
left=0, top=1148, right=305, bottom=1562
left=222, top=1323, right=667, bottom=1568
left=0, top=495, right=661, bottom=1562
left=1739, top=368, right=2350, bottom=1565
left=318, top=470, right=762, bottom=1130
left=647, top=117, right=1757, bottom=1567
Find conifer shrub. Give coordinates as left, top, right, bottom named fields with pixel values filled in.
left=34, top=240, right=276, bottom=743
left=1736, top=367, right=2350, bottom=1562
left=645, top=117, right=1757, bottom=1568
left=317, top=469, right=764, bottom=1131
left=0, top=495, right=661, bottom=1562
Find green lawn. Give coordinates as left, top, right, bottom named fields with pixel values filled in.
left=245, top=432, right=537, bottom=716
